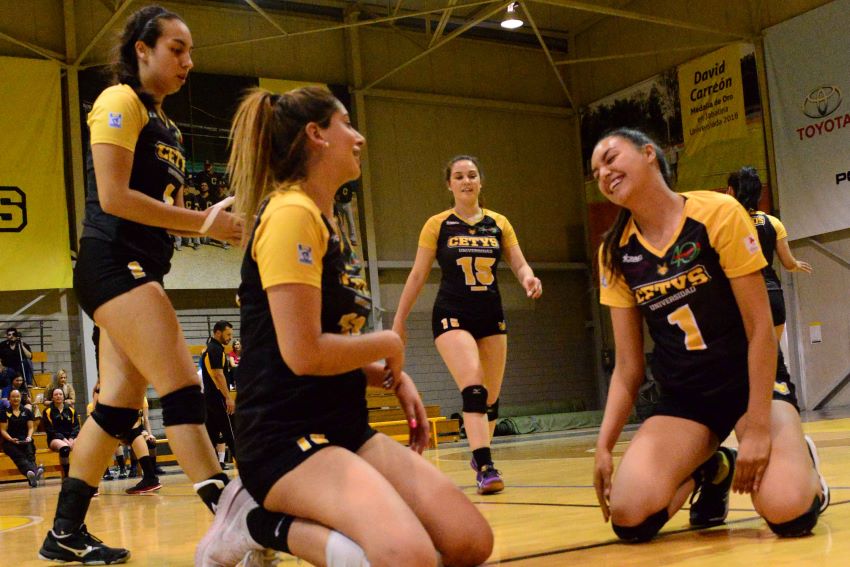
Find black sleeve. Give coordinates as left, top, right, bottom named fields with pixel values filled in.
left=207, top=341, right=225, bottom=371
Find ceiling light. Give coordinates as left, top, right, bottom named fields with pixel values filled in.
left=500, top=2, right=524, bottom=30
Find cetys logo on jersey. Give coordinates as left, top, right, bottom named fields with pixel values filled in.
left=0, top=187, right=27, bottom=232
left=155, top=142, right=186, bottom=173
left=447, top=236, right=499, bottom=248
left=634, top=264, right=711, bottom=304
left=670, top=241, right=701, bottom=267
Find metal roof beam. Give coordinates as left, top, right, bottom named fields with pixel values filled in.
left=243, top=0, right=288, bottom=35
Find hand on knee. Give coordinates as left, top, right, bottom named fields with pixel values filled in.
left=611, top=509, right=669, bottom=543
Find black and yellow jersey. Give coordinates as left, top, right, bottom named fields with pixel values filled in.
left=43, top=404, right=80, bottom=442
left=0, top=406, right=34, bottom=441
left=235, top=187, right=372, bottom=463
left=81, top=84, right=186, bottom=275
left=750, top=211, right=786, bottom=290
left=201, top=339, right=227, bottom=402
left=599, top=191, right=766, bottom=395
left=419, top=209, right=518, bottom=308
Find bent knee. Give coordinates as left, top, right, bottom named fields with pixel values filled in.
left=766, top=497, right=819, bottom=537
left=439, top=523, right=493, bottom=567
left=366, top=535, right=436, bottom=567
left=756, top=487, right=817, bottom=525
left=611, top=509, right=669, bottom=543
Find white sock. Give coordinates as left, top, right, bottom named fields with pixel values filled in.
left=218, top=451, right=225, bottom=463
left=326, top=531, right=370, bottom=567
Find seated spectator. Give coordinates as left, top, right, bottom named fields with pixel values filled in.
left=43, top=388, right=79, bottom=477
left=0, top=328, right=33, bottom=386
left=0, top=389, right=43, bottom=487
left=2, top=373, right=33, bottom=412
left=46, top=369, right=75, bottom=407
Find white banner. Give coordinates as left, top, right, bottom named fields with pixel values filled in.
left=764, top=0, right=850, bottom=240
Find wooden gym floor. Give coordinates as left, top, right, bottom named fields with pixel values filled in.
left=3, top=414, right=849, bottom=566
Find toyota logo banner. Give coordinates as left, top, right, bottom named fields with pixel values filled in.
left=764, top=0, right=850, bottom=240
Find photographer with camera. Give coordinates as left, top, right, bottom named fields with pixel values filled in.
left=0, top=328, right=33, bottom=386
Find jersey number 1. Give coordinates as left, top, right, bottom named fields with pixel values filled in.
left=456, top=256, right=495, bottom=291
left=667, top=305, right=707, bottom=351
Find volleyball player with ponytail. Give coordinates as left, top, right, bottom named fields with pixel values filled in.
left=196, top=87, right=493, bottom=567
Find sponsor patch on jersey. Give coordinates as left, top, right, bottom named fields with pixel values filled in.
left=127, top=261, right=145, bottom=280
left=622, top=253, right=643, bottom=263
left=108, top=112, right=123, bottom=128
left=671, top=241, right=701, bottom=267
left=297, top=243, right=313, bottom=265
left=743, top=234, right=760, bottom=255
left=445, top=220, right=459, bottom=225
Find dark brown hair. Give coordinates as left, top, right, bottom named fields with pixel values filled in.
left=110, top=5, right=185, bottom=108
left=599, top=128, right=673, bottom=280
left=727, top=166, right=761, bottom=211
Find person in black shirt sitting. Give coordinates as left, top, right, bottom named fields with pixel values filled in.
left=1, top=389, right=44, bottom=487
left=43, top=388, right=80, bottom=478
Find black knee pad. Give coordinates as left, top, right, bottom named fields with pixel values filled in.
left=767, top=497, right=819, bottom=537
left=146, top=438, right=157, bottom=450
left=161, top=385, right=206, bottom=426
left=461, top=385, right=488, bottom=414
left=58, top=446, right=71, bottom=459
left=612, top=509, right=669, bottom=543
left=91, top=403, right=140, bottom=439
left=487, top=398, right=500, bottom=422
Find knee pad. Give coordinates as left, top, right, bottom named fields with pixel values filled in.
left=161, top=385, right=206, bottom=426
left=58, top=446, right=71, bottom=459
left=486, top=398, right=500, bottom=422
left=146, top=438, right=157, bottom=451
left=91, top=403, right=139, bottom=439
left=612, top=509, right=669, bottom=543
left=461, top=385, right=488, bottom=414
left=767, top=497, right=819, bottom=537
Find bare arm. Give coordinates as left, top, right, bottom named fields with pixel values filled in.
left=26, top=418, right=33, bottom=441
left=268, top=283, right=403, bottom=377
left=503, top=244, right=542, bottom=299
left=391, top=246, right=437, bottom=342
left=92, top=144, right=242, bottom=242
left=775, top=238, right=812, bottom=273
left=594, top=306, right=645, bottom=521
left=596, top=307, right=646, bottom=453
left=729, top=272, right=776, bottom=493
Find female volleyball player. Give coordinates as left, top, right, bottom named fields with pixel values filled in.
left=198, top=87, right=493, bottom=567
left=393, top=155, right=541, bottom=494
left=591, top=128, right=824, bottom=542
left=39, top=5, right=242, bottom=563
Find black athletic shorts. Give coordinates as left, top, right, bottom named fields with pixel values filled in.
left=118, top=425, right=145, bottom=446
left=432, top=303, right=507, bottom=340
left=768, top=289, right=786, bottom=327
left=238, top=424, right=378, bottom=506
left=652, top=373, right=799, bottom=442
left=74, top=238, right=165, bottom=318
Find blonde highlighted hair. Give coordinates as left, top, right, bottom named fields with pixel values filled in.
left=228, top=86, right=339, bottom=240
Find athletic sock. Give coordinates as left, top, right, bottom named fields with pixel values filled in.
left=217, top=451, right=225, bottom=464
left=246, top=508, right=294, bottom=553
left=472, top=447, right=493, bottom=470
left=138, top=455, right=157, bottom=481
left=116, top=453, right=126, bottom=473
left=53, top=477, right=98, bottom=535
left=194, top=473, right=229, bottom=513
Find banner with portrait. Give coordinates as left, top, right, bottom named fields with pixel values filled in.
left=0, top=57, right=73, bottom=290
left=764, top=0, right=850, bottom=239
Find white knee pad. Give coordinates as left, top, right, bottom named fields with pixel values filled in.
left=326, top=531, right=370, bottom=567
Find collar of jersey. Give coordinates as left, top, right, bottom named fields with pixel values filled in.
left=451, top=208, right=486, bottom=226
left=623, top=195, right=689, bottom=258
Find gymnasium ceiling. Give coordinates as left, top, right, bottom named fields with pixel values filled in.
left=0, top=0, right=835, bottom=108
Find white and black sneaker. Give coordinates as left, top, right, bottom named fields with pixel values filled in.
left=39, top=523, right=130, bottom=564
left=804, top=435, right=830, bottom=514
left=27, top=470, right=38, bottom=488
left=195, top=477, right=272, bottom=567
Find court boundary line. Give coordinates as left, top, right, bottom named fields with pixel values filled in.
left=486, top=499, right=849, bottom=564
